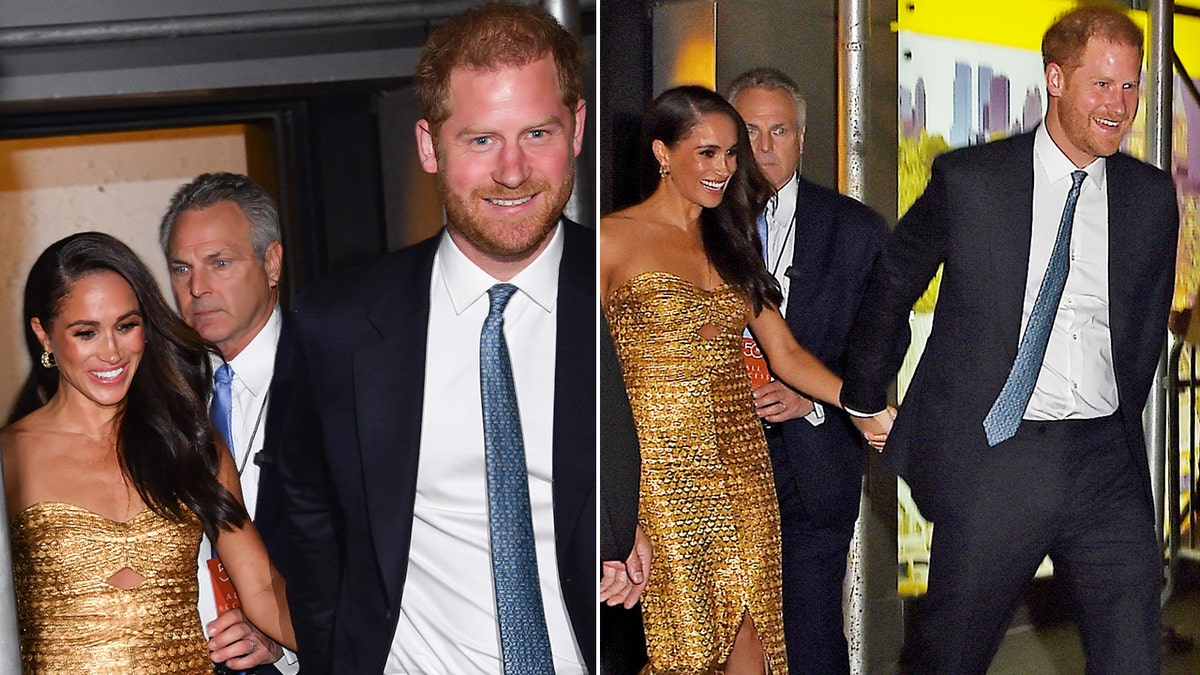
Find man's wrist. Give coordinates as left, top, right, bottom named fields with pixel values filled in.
left=844, top=405, right=885, bottom=418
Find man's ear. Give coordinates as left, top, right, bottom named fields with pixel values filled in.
left=416, top=120, right=439, bottom=174
left=263, top=240, right=283, bottom=288
left=1045, top=62, right=1065, bottom=97
left=571, top=99, right=587, bottom=158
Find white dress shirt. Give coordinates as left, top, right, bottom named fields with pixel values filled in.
left=1024, top=124, right=1117, bottom=420
left=764, top=172, right=825, bottom=426
left=765, top=175, right=800, bottom=310
left=385, top=224, right=585, bottom=674
left=196, top=307, right=299, bottom=674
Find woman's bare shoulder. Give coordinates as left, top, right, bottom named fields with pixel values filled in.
left=603, top=202, right=658, bottom=226
left=2, top=409, right=89, bottom=457
left=2, top=410, right=45, bottom=452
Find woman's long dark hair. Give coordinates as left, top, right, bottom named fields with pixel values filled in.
left=643, top=85, right=782, bottom=313
left=12, top=232, right=246, bottom=537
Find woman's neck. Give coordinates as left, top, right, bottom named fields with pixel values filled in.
left=647, top=181, right=705, bottom=230
left=40, top=389, right=122, bottom=442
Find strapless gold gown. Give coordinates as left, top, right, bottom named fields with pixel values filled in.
left=606, top=272, right=788, bottom=673
left=10, top=501, right=212, bottom=674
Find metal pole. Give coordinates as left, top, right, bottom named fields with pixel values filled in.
left=1144, top=0, right=1173, bottom=580
left=542, top=0, right=592, bottom=228
left=839, top=0, right=870, bottom=671
left=543, top=0, right=581, bottom=36
left=0, top=461, right=21, bottom=673
left=839, top=0, right=869, bottom=201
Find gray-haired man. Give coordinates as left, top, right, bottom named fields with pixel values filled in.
left=161, top=172, right=296, bottom=674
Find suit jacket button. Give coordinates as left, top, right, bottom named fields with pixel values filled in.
left=386, top=609, right=393, bottom=620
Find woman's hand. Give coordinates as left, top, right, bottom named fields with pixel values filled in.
left=852, top=406, right=896, bottom=451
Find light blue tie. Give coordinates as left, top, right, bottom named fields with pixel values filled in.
left=210, top=363, right=234, bottom=450
left=207, top=364, right=236, bottom=582
left=480, top=283, right=554, bottom=673
left=982, top=169, right=1088, bottom=447
left=756, top=210, right=769, bottom=260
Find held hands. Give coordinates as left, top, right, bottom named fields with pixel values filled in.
left=207, top=608, right=283, bottom=670
left=752, top=381, right=815, bottom=423
left=600, top=525, right=653, bottom=609
left=851, top=407, right=896, bottom=451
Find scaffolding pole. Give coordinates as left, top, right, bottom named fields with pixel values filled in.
left=839, top=0, right=870, bottom=671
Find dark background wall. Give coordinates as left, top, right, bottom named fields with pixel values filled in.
left=600, top=0, right=896, bottom=224
left=0, top=1, right=597, bottom=296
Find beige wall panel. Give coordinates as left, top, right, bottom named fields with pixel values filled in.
left=0, top=126, right=248, bottom=417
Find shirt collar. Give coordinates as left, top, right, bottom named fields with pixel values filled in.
left=767, top=172, right=800, bottom=222
left=211, top=306, right=282, bottom=397
left=436, top=221, right=563, bottom=316
left=1035, top=122, right=1106, bottom=189
left=778, top=172, right=800, bottom=210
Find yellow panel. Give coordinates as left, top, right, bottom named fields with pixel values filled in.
left=673, top=36, right=717, bottom=89
left=896, top=0, right=1076, bottom=50
left=895, top=0, right=1200, bottom=73
left=1177, top=14, right=1200, bottom=75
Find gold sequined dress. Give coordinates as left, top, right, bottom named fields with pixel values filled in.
left=606, top=272, right=788, bottom=673
left=10, top=501, right=211, bottom=674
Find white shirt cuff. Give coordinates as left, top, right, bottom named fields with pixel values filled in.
left=804, top=400, right=826, bottom=427
left=275, top=648, right=300, bottom=674
left=844, top=405, right=885, bottom=418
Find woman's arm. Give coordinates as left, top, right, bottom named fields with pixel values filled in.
left=748, top=307, right=893, bottom=444
left=748, top=307, right=842, bottom=405
left=211, top=448, right=296, bottom=652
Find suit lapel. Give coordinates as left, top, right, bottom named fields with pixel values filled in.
left=254, top=313, right=295, bottom=563
left=987, top=134, right=1037, bottom=361
left=1105, top=155, right=1138, bottom=405
left=355, top=238, right=438, bottom=604
left=783, top=179, right=828, bottom=328
left=552, top=222, right=596, bottom=567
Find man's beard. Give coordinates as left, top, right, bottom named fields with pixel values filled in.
left=438, top=162, right=575, bottom=261
left=1057, top=101, right=1129, bottom=160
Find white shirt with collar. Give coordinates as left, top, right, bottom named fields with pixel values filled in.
left=763, top=172, right=825, bottom=427
left=195, top=306, right=298, bottom=674
left=764, top=172, right=800, bottom=310
left=1023, top=123, right=1117, bottom=420
left=385, top=223, right=585, bottom=674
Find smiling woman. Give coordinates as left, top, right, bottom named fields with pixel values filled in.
left=29, top=270, right=144, bottom=410
left=599, top=85, right=893, bottom=675
left=0, top=231, right=294, bottom=673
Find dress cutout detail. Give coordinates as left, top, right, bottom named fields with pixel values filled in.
left=606, top=272, right=788, bottom=673
left=10, top=501, right=211, bottom=674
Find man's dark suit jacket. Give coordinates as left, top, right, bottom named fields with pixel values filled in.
left=600, top=312, right=639, bottom=561
left=774, top=177, right=891, bottom=528
left=278, top=221, right=596, bottom=674
left=255, top=312, right=293, bottom=568
left=842, top=131, right=1179, bottom=523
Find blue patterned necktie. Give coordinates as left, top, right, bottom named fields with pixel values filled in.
left=479, top=283, right=554, bottom=673
left=757, top=209, right=769, bottom=260
left=982, top=169, right=1088, bottom=447
left=210, top=363, right=235, bottom=450
left=208, top=363, right=235, bottom=565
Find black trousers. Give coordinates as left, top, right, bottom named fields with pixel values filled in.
left=600, top=603, right=647, bottom=675
left=766, top=431, right=857, bottom=675
left=904, top=414, right=1161, bottom=675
